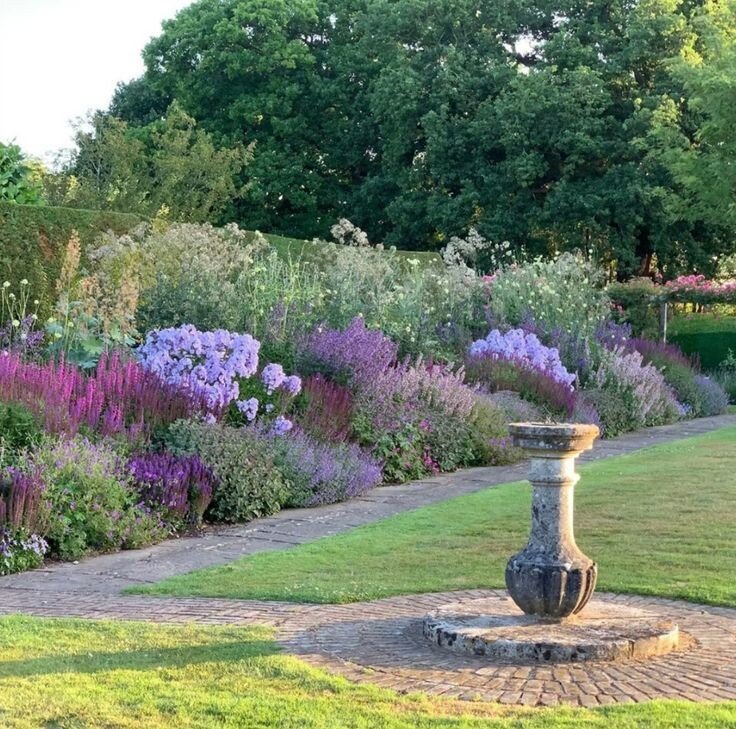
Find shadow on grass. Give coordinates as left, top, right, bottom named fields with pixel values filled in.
left=0, top=638, right=280, bottom=679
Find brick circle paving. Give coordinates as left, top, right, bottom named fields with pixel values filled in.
left=277, top=589, right=736, bottom=707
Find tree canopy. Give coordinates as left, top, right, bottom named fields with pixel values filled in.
left=0, top=141, right=44, bottom=205
left=60, top=0, right=736, bottom=276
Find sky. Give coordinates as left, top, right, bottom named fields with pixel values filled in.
left=0, top=0, right=193, bottom=162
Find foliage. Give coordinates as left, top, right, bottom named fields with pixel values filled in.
left=0, top=142, right=43, bottom=205
left=296, top=375, right=354, bottom=442
left=128, top=452, right=216, bottom=528
left=260, top=428, right=382, bottom=507
left=693, top=374, right=730, bottom=416
left=138, top=224, right=258, bottom=333
left=0, top=279, right=43, bottom=356
left=464, top=397, right=521, bottom=467
left=626, top=337, right=706, bottom=417
left=714, top=349, right=736, bottom=403
left=0, top=350, right=206, bottom=443
left=99, top=0, right=736, bottom=273
left=29, top=437, right=166, bottom=560
left=54, top=105, right=253, bottom=222
left=0, top=465, right=49, bottom=574
left=485, top=391, right=544, bottom=424
left=237, top=243, right=326, bottom=365
left=465, top=354, right=577, bottom=418
left=0, top=467, right=50, bottom=537
left=487, top=255, right=609, bottom=347
left=321, top=247, right=486, bottom=359
left=668, top=0, right=736, bottom=233
left=670, top=314, right=736, bottom=371
left=353, top=359, right=481, bottom=481
left=0, top=403, right=40, bottom=461
left=165, top=420, right=289, bottom=523
left=591, top=347, right=680, bottom=436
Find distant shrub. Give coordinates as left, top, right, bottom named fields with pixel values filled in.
left=692, top=375, right=729, bottom=416
left=122, top=223, right=258, bottom=333
left=625, top=338, right=712, bottom=417
left=488, top=254, right=610, bottom=344
left=165, top=420, right=289, bottom=523
left=714, top=350, right=736, bottom=403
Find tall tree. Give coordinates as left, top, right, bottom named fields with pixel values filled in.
left=96, top=0, right=736, bottom=273
left=58, top=104, right=251, bottom=222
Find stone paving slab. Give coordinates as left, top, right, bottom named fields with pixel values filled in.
left=0, top=414, right=733, bottom=596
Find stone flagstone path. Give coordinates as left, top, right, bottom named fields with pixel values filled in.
left=0, top=414, right=733, bottom=708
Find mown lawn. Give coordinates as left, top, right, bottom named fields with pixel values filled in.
left=0, top=616, right=734, bottom=728
left=136, top=426, right=736, bottom=606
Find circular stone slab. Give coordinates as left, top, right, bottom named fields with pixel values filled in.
left=423, top=597, right=681, bottom=663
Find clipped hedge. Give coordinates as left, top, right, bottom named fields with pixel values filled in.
left=0, top=202, right=441, bottom=317
left=0, top=202, right=143, bottom=314
left=669, top=314, right=736, bottom=371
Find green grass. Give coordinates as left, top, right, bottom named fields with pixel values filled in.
left=1, top=616, right=735, bottom=728
left=669, top=312, right=736, bottom=370
left=136, top=427, right=736, bottom=606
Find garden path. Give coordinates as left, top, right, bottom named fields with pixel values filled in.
left=0, top=413, right=734, bottom=597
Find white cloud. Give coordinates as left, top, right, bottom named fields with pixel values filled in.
left=0, top=0, right=192, bottom=162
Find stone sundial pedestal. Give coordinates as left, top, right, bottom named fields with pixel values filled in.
left=505, top=422, right=599, bottom=619
left=422, top=422, right=684, bottom=663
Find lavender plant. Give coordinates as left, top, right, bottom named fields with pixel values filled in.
left=260, top=427, right=382, bottom=507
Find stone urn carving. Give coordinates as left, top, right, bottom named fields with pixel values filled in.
left=506, top=423, right=600, bottom=619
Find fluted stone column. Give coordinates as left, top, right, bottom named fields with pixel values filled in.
left=506, top=423, right=600, bottom=620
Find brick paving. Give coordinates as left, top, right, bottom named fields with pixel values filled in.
left=1, top=587, right=735, bottom=707
left=0, top=415, right=733, bottom=708
left=277, top=590, right=736, bottom=707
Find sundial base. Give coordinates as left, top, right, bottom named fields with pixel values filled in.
left=423, top=596, right=683, bottom=663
